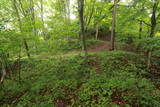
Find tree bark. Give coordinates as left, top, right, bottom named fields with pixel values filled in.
left=85, top=0, right=96, bottom=31
left=30, top=0, right=37, bottom=36
left=0, top=58, right=6, bottom=84
left=18, top=45, right=21, bottom=83
left=78, top=0, right=87, bottom=56
left=12, top=0, right=31, bottom=58
left=66, top=0, right=71, bottom=43
left=96, top=25, right=99, bottom=40
left=150, top=0, right=159, bottom=37
left=139, top=20, right=143, bottom=39
left=110, top=0, right=117, bottom=50
left=40, top=0, right=46, bottom=40
left=24, top=39, right=30, bottom=58
left=147, top=49, right=152, bottom=69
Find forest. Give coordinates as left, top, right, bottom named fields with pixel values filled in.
left=0, top=0, right=160, bottom=106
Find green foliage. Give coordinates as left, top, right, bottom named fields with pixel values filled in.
left=136, top=37, right=160, bottom=72
left=1, top=51, right=160, bottom=106
left=101, top=51, right=145, bottom=72
left=0, top=30, right=22, bottom=55
left=73, top=72, right=159, bottom=106
left=136, top=37, right=160, bottom=51
left=36, top=39, right=101, bottom=54
left=0, top=0, right=160, bottom=106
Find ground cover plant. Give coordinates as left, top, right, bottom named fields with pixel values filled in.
left=0, top=0, right=160, bottom=106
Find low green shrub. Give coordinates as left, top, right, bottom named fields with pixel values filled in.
left=1, top=51, right=160, bottom=106
left=72, top=71, right=160, bottom=106
left=101, top=51, right=146, bottom=73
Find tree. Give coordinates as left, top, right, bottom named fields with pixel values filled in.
left=40, top=0, right=47, bottom=40
left=110, top=0, right=117, bottom=50
left=0, top=56, right=6, bottom=84
left=12, top=0, right=31, bottom=58
left=78, top=0, right=87, bottom=56
left=150, top=0, right=159, bottom=37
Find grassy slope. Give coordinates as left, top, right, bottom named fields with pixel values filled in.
left=0, top=50, right=160, bottom=107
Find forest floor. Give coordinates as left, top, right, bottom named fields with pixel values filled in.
left=88, top=40, right=111, bottom=52
left=35, top=40, right=111, bottom=59
left=0, top=40, right=160, bottom=107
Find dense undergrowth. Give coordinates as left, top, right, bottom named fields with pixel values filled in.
left=1, top=0, right=160, bottom=106
left=35, top=39, right=101, bottom=55
left=0, top=50, right=160, bottom=107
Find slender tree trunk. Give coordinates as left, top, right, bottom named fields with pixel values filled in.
left=3, top=53, right=12, bottom=79
left=13, top=0, right=22, bottom=31
left=66, top=0, right=71, bottom=44
left=96, top=25, right=99, bottom=40
left=79, top=0, right=87, bottom=56
left=24, top=39, right=30, bottom=58
left=85, top=0, right=96, bottom=31
left=0, top=58, right=6, bottom=84
left=147, top=49, right=152, bottom=69
left=150, top=0, right=158, bottom=37
left=18, top=45, right=21, bottom=83
left=12, top=0, right=31, bottom=58
left=110, top=0, right=117, bottom=50
left=150, top=24, right=156, bottom=37
left=139, top=20, right=143, bottom=39
left=147, top=0, right=159, bottom=68
left=40, top=0, right=46, bottom=40
left=30, top=0, right=37, bottom=36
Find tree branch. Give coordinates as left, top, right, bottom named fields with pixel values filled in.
left=85, top=0, right=96, bottom=30
left=136, top=19, right=151, bottom=27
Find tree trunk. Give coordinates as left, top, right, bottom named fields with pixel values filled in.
left=147, top=49, right=152, bottom=69
left=150, top=0, right=158, bottom=37
left=139, top=20, right=142, bottom=39
left=79, top=0, right=87, bottom=56
left=13, top=0, right=22, bottom=31
left=85, top=0, right=96, bottom=31
left=67, top=0, right=71, bottom=44
left=24, top=39, right=30, bottom=58
left=96, top=25, right=99, bottom=40
left=110, top=0, right=117, bottom=50
left=30, top=0, right=37, bottom=36
left=150, top=24, right=156, bottom=37
left=40, top=0, right=46, bottom=40
left=18, top=45, right=21, bottom=83
left=0, top=58, right=6, bottom=84
left=12, top=0, right=31, bottom=58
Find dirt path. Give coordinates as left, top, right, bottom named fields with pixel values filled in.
left=35, top=40, right=111, bottom=59
left=88, top=41, right=111, bottom=52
